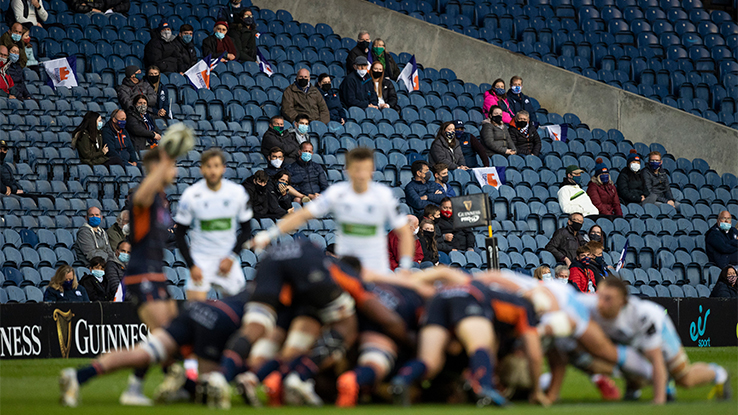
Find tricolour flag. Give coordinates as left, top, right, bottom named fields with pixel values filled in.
left=398, top=55, right=419, bottom=92
left=184, top=52, right=225, bottom=90
left=44, top=56, right=77, bottom=89
left=256, top=47, right=273, bottom=77
left=471, top=166, right=506, bottom=189
left=615, top=239, right=629, bottom=272
left=544, top=124, right=568, bottom=142
left=113, top=283, right=124, bottom=302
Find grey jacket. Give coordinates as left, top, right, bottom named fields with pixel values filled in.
left=641, top=167, right=674, bottom=203
left=480, top=121, right=516, bottom=155
left=73, top=223, right=115, bottom=265
left=116, top=78, right=157, bottom=112
left=429, top=138, right=466, bottom=170
left=104, top=258, right=126, bottom=301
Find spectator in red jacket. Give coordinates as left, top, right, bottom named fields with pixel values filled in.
left=0, top=45, right=15, bottom=98
left=388, top=214, right=423, bottom=270
left=569, top=245, right=597, bottom=293
left=586, top=158, right=622, bottom=220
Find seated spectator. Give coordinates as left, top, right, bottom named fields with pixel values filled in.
left=339, top=56, right=378, bottom=109
left=418, top=219, right=439, bottom=266
left=586, top=224, right=608, bottom=250
left=229, top=8, right=257, bottom=62
left=125, top=94, right=162, bottom=151
left=481, top=106, right=516, bottom=156
left=641, top=151, right=678, bottom=208
left=271, top=169, right=300, bottom=211
left=281, top=69, right=329, bottom=124
left=74, top=206, right=115, bottom=265
left=345, top=30, right=371, bottom=74
left=431, top=163, right=455, bottom=198
left=143, top=20, right=180, bottom=74
left=70, top=0, right=129, bottom=15
left=370, top=38, right=400, bottom=80
left=316, top=73, right=345, bottom=125
left=105, top=241, right=130, bottom=301
left=286, top=142, right=327, bottom=200
left=72, top=111, right=125, bottom=167
left=423, top=204, right=441, bottom=224
left=554, top=264, right=578, bottom=289
left=437, top=197, right=475, bottom=252
left=1, top=23, right=27, bottom=67
left=260, top=115, right=300, bottom=164
left=43, top=265, right=89, bottom=302
left=405, top=160, right=444, bottom=216
left=145, top=66, right=169, bottom=118
left=616, top=150, right=656, bottom=205
left=106, top=209, right=129, bottom=251
left=20, top=28, right=38, bottom=70
left=533, top=265, right=552, bottom=281
left=508, top=110, right=541, bottom=156
left=0, top=46, right=16, bottom=98
left=174, top=24, right=197, bottom=71
left=202, top=21, right=237, bottom=63
left=11, top=0, right=48, bottom=29
left=586, top=159, right=622, bottom=219
left=545, top=212, right=586, bottom=266
left=454, top=120, right=489, bottom=168
left=5, top=44, right=29, bottom=99
left=217, top=0, right=246, bottom=24
left=483, top=78, right=514, bottom=122
left=78, top=256, right=111, bottom=302
left=506, top=75, right=537, bottom=125
left=711, top=266, right=737, bottom=298
left=370, top=61, right=399, bottom=111
left=585, top=241, right=611, bottom=284
left=388, top=214, right=424, bottom=270
left=291, top=113, right=311, bottom=145
left=558, top=165, right=599, bottom=217
left=266, top=146, right=285, bottom=177
left=102, top=109, right=139, bottom=166
left=1, top=139, right=54, bottom=203
left=706, top=211, right=738, bottom=269
left=569, top=245, right=596, bottom=293
left=430, top=121, right=468, bottom=171
left=116, top=65, right=156, bottom=112
left=242, top=170, right=290, bottom=219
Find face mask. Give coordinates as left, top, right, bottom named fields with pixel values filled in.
left=147, top=75, right=160, bottom=84
left=91, top=269, right=105, bottom=282
left=8, top=53, right=18, bottom=63
left=455, top=130, right=464, bottom=138
left=97, top=120, right=104, bottom=130
left=215, top=32, right=226, bottom=40
left=62, top=280, right=74, bottom=290
left=118, top=252, right=130, bottom=263
left=600, top=174, right=609, bottom=183
left=321, top=83, right=331, bottom=92
left=0, top=57, right=6, bottom=65
left=413, top=227, right=419, bottom=236
left=136, top=104, right=147, bottom=114
left=273, top=125, right=283, bottom=134
left=439, top=175, right=449, bottom=184
left=244, top=16, right=254, bottom=25
left=630, top=162, right=640, bottom=173
left=440, top=210, right=452, bottom=218
left=424, top=171, right=431, bottom=181
left=301, top=152, right=312, bottom=162
left=569, top=221, right=582, bottom=232
left=649, top=161, right=661, bottom=170
left=182, top=34, right=193, bottom=43
left=0, top=152, right=5, bottom=162
left=572, top=175, right=582, bottom=185
left=372, top=46, right=384, bottom=55
left=23, top=37, right=30, bottom=44
left=517, top=120, right=528, bottom=129
left=11, top=33, right=21, bottom=42
left=581, top=257, right=592, bottom=265
left=423, top=230, right=435, bottom=239
left=494, top=87, right=505, bottom=95
left=372, top=71, right=383, bottom=79
left=589, top=233, right=602, bottom=242
left=270, top=158, right=283, bottom=168
left=542, top=273, right=553, bottom=282
left=728, top=274, right=737, bottom=286
left=296, top=78, right=309, bottom=88
left=162, top=31, right=174, bottom=42
left=135, top=72, right=143, bottom=80
left=117, top=120, right=126, bottom=129
left=595, top=256, right=606, bottom=267
left=719, top=222, right=732, bottom=231
left=445, top=131, right=455, bottom=141
left=556, top=277, right=569, bottom=284
left=122, top=223, right=130, bottom=235
left=357, top=69, right=368, bottom=78
left=88, top=216, right=102, bottom=227
left=491, top=115, right=503, bottom=124
left=358, top=40, right=370, bottom=50
left=511, top=85, right=522, bottom=94
left=297, top=124, right=309, bottom=135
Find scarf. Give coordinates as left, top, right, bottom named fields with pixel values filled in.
left=518, top=123, right=529, bottom=137
left=373, top=50, right=386, bottom=68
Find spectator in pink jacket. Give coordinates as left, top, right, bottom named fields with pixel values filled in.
left=586, top=158, right=623, bottom=220
left=483, top=78, right=515, bottom=123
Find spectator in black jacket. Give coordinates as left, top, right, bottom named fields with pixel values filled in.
left=116, top=65, right=156, bottom=112
left=339, top=56, right=378, bottom=109
left=271, top=169, right=299, bottom=211
left=125, top=94, right=161, bottom=151
left=544, top=212, right=587, bottom=266
left=711, top=266, right=737, bottom=298
left=143, top=20, right=181, bottom=74
left=0, top=140, right=54, bottom=203
left=72, top=111, right=125, bottom=167
left=105, top=241, right=130, bottom=301
left=437, top=197, right=475, bottom=252
left=6, top=44, right=29, bottom=99
left=706, top=211, right=738, bottom=269
left=286, top=142, right=328, bottom=200
left=641, top=151, right=678, bottom=208
left=78, top=256, right=110, bottom=302
left=429, top=121, right=468, bottom=171
left=370, top=61, right=399, bottom=111
left=229, top=8, right=257, bottom=62
left=260, top=115, right=300, bottom=164
left=174, top=24, right=197, bottom=71
left=345, top=30, right=371, bottom=74
left=146, top=66, right=170, bottom=118
left=616, top=150, right=658, bottom=205
left=418, top=219, right=439, bottom=266
left=508, top=110, right=541, bottom=156
left=454, top=120, right=489, bottom=168
left=242, top=170, right=291, bottom=219
left=317, top=73, right=345, bottom=124
left=370, top=38, right=401, bottom=81
left=507, top=75, right=538, bottom=125
left=43, top=265, right=89, bottom=302
left=101, top=109, right=138, bottom=166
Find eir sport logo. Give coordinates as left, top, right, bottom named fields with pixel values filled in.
left=689, top=305, right=711, bottom=347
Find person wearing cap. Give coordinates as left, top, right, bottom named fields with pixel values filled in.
left=281, top=68, right=330, bottom=124
left=641, top=150, right=679, bottom=209
left=339, top=55, right=379, bottom=109
left=345, top=30, right=371, bottom=74
left=116, top=65, right=156, bottom=114
left=481, top=105, right=517, bottom=156
left=616, top=149, right=656, bottom=206
left=174, top=24, right=197, bottom=71
left=229, top=7, right=257, bottom=62
left=202, top=21, right=238, bottom=63
left=508, top=110, right=541, bottom=156
left=317, top=73, right=345, bottom=124
left=558, top=165, right=599, bottom=217
left=143, top=20, right=182, bottom=74
left=586, top=158, right=622, bottom=219
left=454, top=120, right=489, bottom=168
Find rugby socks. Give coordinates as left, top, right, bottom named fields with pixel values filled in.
left=394, top=360, right=427, bottom=385
left=354, top=366, right=377, bottom=387
left=710, top=364, right=728, bottom=385
left=183, top=358, right=199, bottom=380
left=183, top=378, right=198, bottom=396
left=76, top=362, right=104, bottom=385
left=289, top=356, right=319, bottom=382
left=256, top=359, right=282, bottom=382
left=469, top=349, right=494, bottom=390
left=616, top=345, right=653, bottom=380
left=221, top=335, right=253, bottom=382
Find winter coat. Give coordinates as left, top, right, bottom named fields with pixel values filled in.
left=375, top=77, right=399, bottom=111
left=480, top=122, right=516, bottom=155
left=281, top=83, right=330, bottom=124
left=6, top=61, right=29, bottom=99
left=174, top=36, right=197, bottom=71
left=387, top=230, right=424, bottom=270
left=321, top=87, right=346, bottom=123
left=558, top=179, right=599, bottom=217
left=78, top=272, right=110, bottom=302
left=125, top=109, right=160, bottom=151
left=458, top=132, right=489, bottom=168
left=345, top=44, right=368, bottom=73
left=508, top=124, right=541, bottom=156
left=73, top=130, right=108, bottom=166
left=286, top=159, right=328, bottom=195
left=705, top=224, right=738, bottom=269
left=370, top=50, right=401, bottom=81
left=73, top=223, right=115, bottom=265
left=202, top=34, right=237, bottom=60
left=0, top=32, right=26, bottom=68
left=116, top=77, right=156, bottom=112
left=482, top=90, right=515, bottom=122
left=229, top=25, right=257, bottom=62
left=436, top=215, right=475, bottom=252
left=641, top=166, right=675, bottom=203
left=586, top=181, right=623, bottom=217
left=0, top=162, right=20, bottom=194
left=339, top=71, right=378, bottom=109
left=106, top=223, right=126, bottom=254
left=710, top=281, right=737, bottom=298
left=101, top=121, right=139, bottom=164
left=149, top=80, right=170, bottom=115
left=419, top=233, right=439, bottom=264
left=404, top=179, right=445, bottom=216
left=11, top=0, right=48, bottom=26
left=144, top=33, right=181, bottom=73
left=0, top=65, right=14, bottom=95
left=429, top=138, right=466, bottom=170
left=506, top=89, right=538, bottom=124
left=242, top=175, right=288, bottom=220
left=616, top=167, right=650, bottom=204
left=545, top=226, right=587, bottom=263
left=569, top=260, right=596, bottom=293
left=260, top=127, right=301, bottom=164
left=43, top=285, right=89, bottom=302
left=104, top=259, right=125, bottom=300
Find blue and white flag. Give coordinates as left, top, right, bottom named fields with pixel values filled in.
left=472, top=166, right=506, bottom=189
left=44, top=56, right=77, bottom=89
left=256, top=47, right=273, bottom=77
left=544, top=124, right=568, bottom=142
left=184, top=52, right=225, bottom=89
left=615, top=239, right=629, bottom=272
left=398, top=55, right=419, bottom=92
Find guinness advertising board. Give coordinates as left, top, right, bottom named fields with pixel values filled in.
left=450, top=193, right=490, bottom=229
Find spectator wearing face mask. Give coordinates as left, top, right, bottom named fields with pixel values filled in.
left=0, top=45, right=16, bottom=98
left=706, top=211, right=738, bottom=269
left=106, top=209, right=129, bottom=252
left=270, top=169, right=298, bottom=213
left=5, top=44, right=29, bottom=99
left=260, top=115, right=300, bottom=164
left=641, top=151, right=678, bottom=208
left=266, top=147, right=285, bottom=177
left=286, top=142, right=327, bottom=201
left=507, top=76, right=537, bottom=125
left=20, top=29, right=37, bottom=70
left=44, top=265, right=89, bottom=302
left=616, top=150, right=656, bottom=206
left=418, top=219, right=439, bottom=266
left=143, top=20, right=181, bottom=74
left=369, top=38, right=400, bottom=80
left=554, top=264, right=578, bottom=289
left=405, top=160, right=444, bottom=216
left=145, top=66, right=169, bottom=118
left=339, top=56, right=379, bottom=109
left=1, top=23, right=27, bottom=68
left=289, top=114, right=311, bottom=145
left=431, top=163, right=456, bottom=198
left=78, top=256, right=111, bottom=302
left=116, top=65, right=156, bottom=112
left=346, top=30, right=371, bottom=74
left=481, top=105, right=517, bottom=156
left=558, top=165, right=599, bottom=217
left=229, top=8, right=257, bottom=62
left=74, top=207, right=115, bottom=265
left=125, top=94, right=162, bottom=151
left=101, top=109, right=139, bottom=166
left=316, top=73, right=345, bottom=125
left=586, top=159, right=622, bottom=219
left=72, top=111, right=126, bottom=167
left=370, top=61, right=399, bottom=111
left=430, top=121, right=468, bottom=171
left=586, top=225, right=608, bottom=251
left=388, top=214, right=424, bottom=270
left=218, top=0, right=245, bottom=24
left=534, top=265, right=552, bottom=281
left=508, top=110, right=541, bottom=156
left=453, top=120, right=489, bottom=168
left=585, top=241, right=612, bottom=284
left=202, top=21, right=237, bottom=63
left=242, top=170, right=289, bottom=219
left=174, top=24, right=197, bottom=71
left=545, top=212, right=587, bottom=266
left=281, top=69, right=330, bottom=124
left=106, top=240, right=130, bottom=300
left=711, top=266, right=737, bottom=298
left=437, top=197, right=475, bottom=253
left=569, top=245, right=597, bottom=293
left=483, top=78, right=515, bottom=122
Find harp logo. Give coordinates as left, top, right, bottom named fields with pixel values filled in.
left=463, top=200, right=473, bottom=211
left=53, top=309, right=75, bottom=358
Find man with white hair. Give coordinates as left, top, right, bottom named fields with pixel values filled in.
left=388, top=214, right=423, bottom=270
left=345, top=30, right=370, bottom=73
left=107, top=210, right=130, bottom=251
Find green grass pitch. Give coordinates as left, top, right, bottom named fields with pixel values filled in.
left=1, top=347, right=736, bottom=415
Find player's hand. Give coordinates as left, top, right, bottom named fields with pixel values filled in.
left=530, top=390, right=551, bottom=407
left=251, top=231, right=272, bottom=251
left=218, top=256, right=234, bottom=275
left=190, top=265, right=203, bottom=284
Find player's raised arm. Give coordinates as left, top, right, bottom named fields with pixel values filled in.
left=249, top=207, right=315, bottom=250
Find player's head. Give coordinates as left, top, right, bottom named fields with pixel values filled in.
left=345, top=147, right=374, bottom=188
left=143, top=147, right=177, bottom=185
left=338, top=255, right=363, bottom=274
left=596, top=276, right=629, bottom=319
left=200, top=148, right=226, bottom=188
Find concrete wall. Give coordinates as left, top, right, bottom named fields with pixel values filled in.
left=253, top=0, right=738, bottom=175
